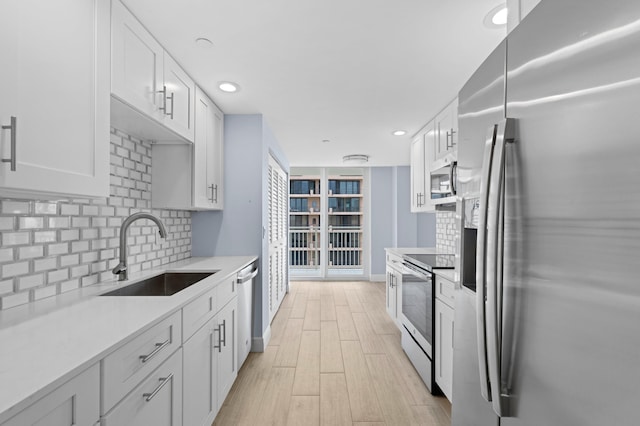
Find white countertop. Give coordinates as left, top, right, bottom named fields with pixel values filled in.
left=0, top=255, right=257, bottom=423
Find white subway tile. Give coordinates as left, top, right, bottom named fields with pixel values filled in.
left=18, top=246, right=44, bottom=260
left=0, top=217, right=15, bottom=230
left=34, top=202, right=57, bottom=215
left=34, top=258, right=57, bottom=272
left=2, top=261, right=29, bottom=277
left=48, top=217, right=70, bottom=229
left=18, top=274, right=44, bottom=291
left=0, top=279, right=14, bottom=295
left=81, top=251, right=99, bottom=263
left=3, top=232, right=30, bottom=246
left=71, top=265, right=90, bottom=278
left=60, top=279, right=80, bottom=293
left=82, top=205, right=99, bottom=216
left=33, top=285, right=58, bottom=301
left=0, top=248, right=13, bottom=263
left=81, top=275, right=98, bottom=287
left=72, top=217, right=90, bottom=228
left=48, top=243, right=69, bottom=256
left=1, top=291, right=30, bottom=309
left=60, top=229, right=80, bottom=242
left=48, top=268, right=69, bottom=283
left=34, top=231, right=56, bottom=243
left=60, top=204, right=80, bottom=215
left=81, top=229, right=98, bottom=240
left=71, top=240, right=90, bottom=253
left=60, top=254, right=80, bottom=267
left=2, top=201, right=31, bottom=214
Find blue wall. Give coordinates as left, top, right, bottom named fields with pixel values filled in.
left=192, top=114, right=289, bottom=344
left=369, top=166, right=436, bottom=275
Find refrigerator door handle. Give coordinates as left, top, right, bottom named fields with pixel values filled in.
left=476, top=123, right=497, bottom=402
left=486, top=118, right=515, bottom=417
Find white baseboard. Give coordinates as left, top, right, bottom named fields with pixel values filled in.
left=251, top=324, right=271, bottom=352
left=370, top=274, right=386, bottom=282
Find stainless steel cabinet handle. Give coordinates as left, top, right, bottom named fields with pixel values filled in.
left=476, top=123, right=497, bottom=403
left=1, top=116, right=17, bottom=171
left=142, top=373, right=174, bottom=402
left=220, top=319, right=227, bottom=347
left=139, top=339, right=170, bottom=363
left=167, top=92, right=174, bottom=119
left=213, top=184, right=218, bottom=203
left=158, top=86, right=167, bottom=113
left=486, top=118, right=514, bottom=417
left=208, top=184, right=215, bottom=202
left=213, top=325, right=222, bottom=352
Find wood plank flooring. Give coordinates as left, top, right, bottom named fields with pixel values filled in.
left=213, top=281, right=451, bottom=426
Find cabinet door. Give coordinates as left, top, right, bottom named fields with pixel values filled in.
left=435, top=299, right=455, bottom=401
left=435, top=99, right=458, bottom=159
left=193, top=89, right=224, bottom=210
left=2, top=364, right=99, bottom=426
left=393, top=269, right=403, bottom=329
left=104, top=348, right=183, bottom=426
left=163, top=53, right=195, bottom=141
left=183, top=319, right=217, bottom=426
left=385, top=267, right=397, bottom=319
left=112, top=0, right=164, bottom=120
left=0, top=0, right=109, bottom=198
left=208, top=105, right=224, bottom=209
left=216, top=298, right=237, bottom=411
left=410, top=135, right=425, bottom=212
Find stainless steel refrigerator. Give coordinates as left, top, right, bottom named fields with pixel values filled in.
left=452, top=1, right=640, bottom=425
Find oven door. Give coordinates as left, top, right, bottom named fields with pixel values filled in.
left=399, top=265, right=433, bottom=356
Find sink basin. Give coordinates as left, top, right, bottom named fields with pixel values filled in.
left=101, top=272, right=216, bottom=296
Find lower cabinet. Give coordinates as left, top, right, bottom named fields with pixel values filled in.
left=2, top=364, right=99, bottom=426
left=435, top=296, right=455, bottom=401
left=183, top=296, right=237, bottom=426
left=385, top=252, right=404, bottom=330
left=103, top=348, right=183, bottom=426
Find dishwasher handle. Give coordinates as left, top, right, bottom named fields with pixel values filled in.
left=237, top=267, right=259, bottom=283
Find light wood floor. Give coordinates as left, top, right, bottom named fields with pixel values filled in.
left=213, top=281, right=452, bottom=426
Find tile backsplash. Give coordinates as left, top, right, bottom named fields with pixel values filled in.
left=436, top=211, right=456, bottom=254
left=0, top=129, right=191, bottom=310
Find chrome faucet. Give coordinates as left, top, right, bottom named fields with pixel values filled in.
left=112, top=212, right=167, bottom=281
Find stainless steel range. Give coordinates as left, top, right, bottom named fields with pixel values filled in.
left=399, top=253, right=454, bottom=392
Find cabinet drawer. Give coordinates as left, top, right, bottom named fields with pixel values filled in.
left=103, top=348, right=182, bottom=426
left=102, top=311, right=182, bottom=413
left=216, top=276, right=237, bottom=312
left=182, top=286, right=217, bottom=342
left=386, top=251, right=403, bottom=269
left=436, top=276, right=455, bottom=307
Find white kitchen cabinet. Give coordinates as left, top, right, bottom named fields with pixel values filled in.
left=216, top=297, right=238, bottom=411
left=385, top=252, right=404, bottom=329
left=183, top=317, right=218, bottom=426
left=0, top=0, right=110, bottom=199
left=151, top=87, right=224, bottom=210
left=111, top=0, right=195, bottom=143
left=103, top=348, right=183, bottom=426
left=434, top=98, right=458, bottom=161
left=435, top=275, right=455, bottom=402
left=410, top=124, right=436, bottom=212
left=1, top=364, right=99, bottom=426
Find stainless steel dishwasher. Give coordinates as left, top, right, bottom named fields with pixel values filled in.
left=237, top=262, right=259, bottom=368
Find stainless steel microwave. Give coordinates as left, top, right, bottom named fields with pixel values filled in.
left=430, top=155, right=457, bottom=205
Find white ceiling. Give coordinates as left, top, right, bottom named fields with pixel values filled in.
left=121, top=0, right=505, bottom=167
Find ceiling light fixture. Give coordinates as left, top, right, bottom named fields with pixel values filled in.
left=343, top=154, right=369, bottom=164
left=392, top=130, right=407, bottom=136
left=484, top=4, right=508, bottom=28
left=195, top=37, right=213, bottom=48
left=218, top=82, right=240, bottom=93
left=322, top=139, right=331, bottom=143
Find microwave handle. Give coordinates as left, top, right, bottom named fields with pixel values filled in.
left=449, top=161, right=457, bottom=195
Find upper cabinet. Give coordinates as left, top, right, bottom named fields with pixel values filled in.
left=507, top=0, right=543, bottom=33
left=434, top=98, right=458, bottom=161
left=410, top=124, right=436, bottom=213
left=111, top=0, right=195, bottom=143
left=0, top=0, right=110, bottom=199
left=152, top=88, right=224, bottom=210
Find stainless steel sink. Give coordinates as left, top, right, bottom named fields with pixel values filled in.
left=100, top=272, right=216, bottom=296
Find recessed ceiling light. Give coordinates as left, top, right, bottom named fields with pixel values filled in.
left=218, top=82, right=240, bottom=93
left=195, top=37, right=213, bottom=48
left=484, top=4, right=508, bottom=28
left=322, top=139, right=331, bottom=143
left=392, top=130, right=407, bottom=136
left=343, top=154, right=369, bottom=164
